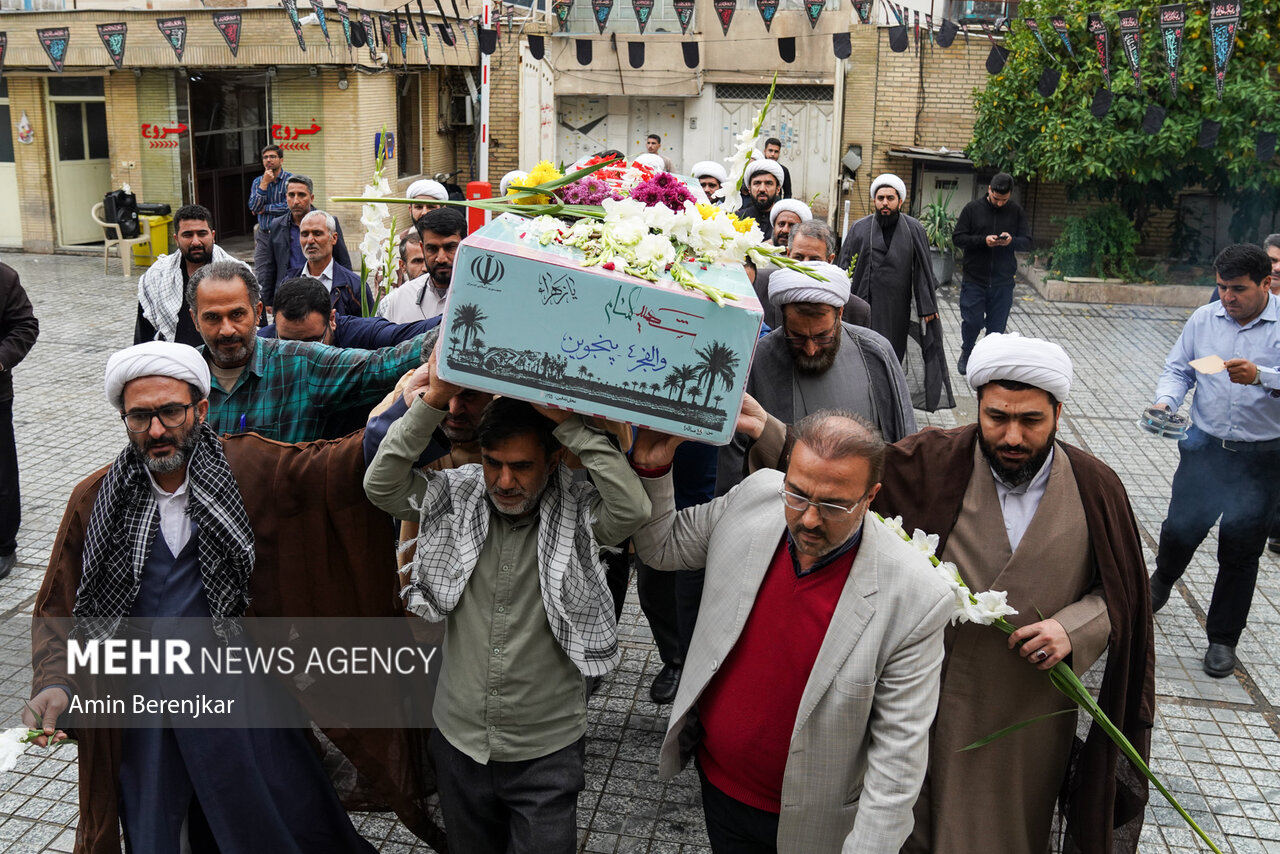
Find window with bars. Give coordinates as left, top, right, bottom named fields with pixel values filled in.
left=714, top=84, right=834, bottom=102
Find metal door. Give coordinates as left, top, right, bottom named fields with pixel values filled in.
left=519, top=45, right=556, bottom=167
left=47, top=78, right=112, bottom=246
left=713, top=84, right=834, bottom=203
left=555, top=96, right=610, bottom=167
left=628, top=99, right=683, bottom=168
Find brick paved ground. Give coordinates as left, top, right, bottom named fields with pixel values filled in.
left=1, top=252, right=1277, bottom=853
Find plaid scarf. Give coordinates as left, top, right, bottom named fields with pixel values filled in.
left=74, top=423, right=255, bottom=641
left=405, top=464, right=619, bottom=677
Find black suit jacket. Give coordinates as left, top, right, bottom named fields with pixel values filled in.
left=0, top=263, right=39, bottom=403
left=260, top=208, right=352, bottom=305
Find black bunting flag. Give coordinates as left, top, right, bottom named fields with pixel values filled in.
left=379, top=14, right=394, bottom=51
left=157, top=17, right=187, bottom=62
left=1048, top=16, right=1073, bottom=55
left=805, top=0, right=824, bottom=29
left=1037, top=67, right=1061, bottom=96
left=554, top=0, right=573, bottom=31
left=360, top=11, right=378, bottom=57
left=634, top=0, right=655, bottom=32
left=779, top=36, right=796, bottom=61
left=1118, top=9, right=1141, bottom=89
left=628, top=40, right=644, bottom=67
left=477, top=26, right=497, bottom=55
left=394, top=11, right=409, bottom=65
left=281, top=0, right=307, bottom=51
left=673, top=0, right=696, bottom=34
left=986, top=43, right=1008, bottom=72
left=38, top=27, right=69, bottom=72
left=1198, top=120, right=1220, bottom=147
left=913, top=10, right=920, bottom=50
left=682, top=40, right=699, bottom=67
left=212, top=12, right=241, bottom=56
left=312, top=0, right=332, bottom=47
left=833, top=31, right=852, bottom=59
left=936, top=18, right=958, bottom=47
left=527, top=34, right=545, bottom=60
left=433, top=0, right=457, bottom=46
left=96, top=23, right=127, bottom=69
left=335, top=0, right=353, bottom=48
left=853, top=0, right=872, bottom=24
left=415, top=0, right=432, bottom=63
left=1209, top=0, right=1241, bottom=98
left=1142, top=103, right=1167, bottom=134
left=591, top=0, right=613, bottom=33
left=1090, top=86, right=1112, bottom=117
left=1158, top=4, right=1186, bottom=98
left=1087, top=14, right=1111, bottom=89
left=757, top=0, right=779, bottom=31
left=1257, top=132, right=1277, bottom=162
left=1025, top=18, right=1052, bottom=57
left=714, top=0, right=736, bottom=35
left=576, top=38, right=592, bottom=64
left=888, top=23, right=908, bottom=51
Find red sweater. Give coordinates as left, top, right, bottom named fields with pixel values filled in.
left=697, top=535, right=857, bottom=812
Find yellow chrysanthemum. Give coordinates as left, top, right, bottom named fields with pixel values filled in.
left=524, top=160, right=562, bottom=186
left=729, top=215, right=755, bottom=234
left=696, top=203, right=719, bottom=220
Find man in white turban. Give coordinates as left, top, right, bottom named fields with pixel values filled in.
left=26, top=341, right=454, bottom=851
left=690, top=160, right=729, bottom=202
left=738, top=160, right=786, bottom=242
left=866, top=331, right=1152, bottom=854
left=767, top=198, right=812, bottom=248
left=717, top=260, right=914, bottom=495
left=406, top=178, right=449, bottom=224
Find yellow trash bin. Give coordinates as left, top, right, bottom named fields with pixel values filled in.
left=132, top=215, right=173, bottom=268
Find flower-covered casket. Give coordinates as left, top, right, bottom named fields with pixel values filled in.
left=437, top=212, right=763, bottom=444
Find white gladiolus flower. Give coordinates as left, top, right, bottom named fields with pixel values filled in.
left=0, top=727, right=30, bottom=774
left=635, top=233, right=675, bottom=266
left=912, top=529, right=941, bottom=558
left=966, top=590, right=1020, bottom=625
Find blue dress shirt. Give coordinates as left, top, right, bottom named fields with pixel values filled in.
left=1154, top=295, right=1280, bottom=442
left=247, top=170, right=292, bottom=232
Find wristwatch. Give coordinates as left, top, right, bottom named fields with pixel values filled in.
left=1252, top=370, right=1263, bottom=385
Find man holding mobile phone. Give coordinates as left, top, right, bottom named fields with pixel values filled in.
left=952, top=173, right=1032, bottom=376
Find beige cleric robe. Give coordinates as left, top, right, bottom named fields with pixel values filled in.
left=904, top=444, right=1111, bottom=854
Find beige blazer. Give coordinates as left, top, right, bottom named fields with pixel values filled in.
left=632, top=468, right=954, bottom=854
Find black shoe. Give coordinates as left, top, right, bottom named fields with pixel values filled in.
left=1269, top=538, right=1280, bottom=555
left=957, top=351, right=970, bottom=376
left=1203, top=643, right=1238, bottom=678
left=649, top=664, right=681, bottom=705
left=0, top=552, right=13, bottom=581
left=1149, top=574, right=1172, bottom=613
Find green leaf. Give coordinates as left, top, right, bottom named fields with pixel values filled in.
left=960, top=708, right=1078, bottom=751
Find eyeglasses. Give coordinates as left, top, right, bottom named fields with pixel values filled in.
left=778, top=487, right=870, bottom=521
left=121, top=403, right=195, bottom=433
left=783, top=329, right=838, bottom=348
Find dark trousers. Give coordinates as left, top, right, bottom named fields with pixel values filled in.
left=0, top=398, right=18, bottom=556
left=429, top=730, right=585, bottom=854
left=637, top=562, right=682, bottom=668
left=698, top=763, right=780, bottom=853
left=1154, top=429, right=1280, bottom=646
left=959, top=279, right=1015, bottom=353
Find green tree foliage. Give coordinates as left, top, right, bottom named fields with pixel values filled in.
left=968, top=0, right=1280, bottom=237
left=1048, top=204, right=1144, bottom=278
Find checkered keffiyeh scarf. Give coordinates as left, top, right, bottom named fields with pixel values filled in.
left=73, top=423, right=255, bottom=642
left=405, top=464, right=620, bottom=677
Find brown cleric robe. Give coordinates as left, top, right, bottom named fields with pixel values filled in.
left=874, top=424, right=1154, bottom=854
left=903, top=443, right=1108, bottom=854
left=31, top=431, right=448, bottom=854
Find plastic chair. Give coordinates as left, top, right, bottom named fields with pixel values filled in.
left=90, top=202, right=153, bottom=277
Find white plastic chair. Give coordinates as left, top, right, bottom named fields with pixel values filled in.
left=90, top=202, right=153, bottom=277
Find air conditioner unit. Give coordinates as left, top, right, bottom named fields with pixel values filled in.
left=449, top=95, right=475, bottom=127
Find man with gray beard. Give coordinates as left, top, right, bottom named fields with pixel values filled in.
left=716, top=261, right=915, bottom=494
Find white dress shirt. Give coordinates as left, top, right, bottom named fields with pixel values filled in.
left=377, top=273, right=447, bottom=323
left=990, top=446, right=1054, bottom=552
left=307, top=258, right=336, bottom=294
left=146, top=470, right=194, bottom=556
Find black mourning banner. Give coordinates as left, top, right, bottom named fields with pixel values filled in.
left=591, top=0, right=614, bottom=33
left=1087, top=14, right=1111, bottom=90
left=757, top=0, right=779, bottom=31
left=414, top=0, right=432, bottom=61
left=554, top=0, right=574, bottom=31
left=833, top=31, right=851, bottom=59
left=673, top=0, right=695, bottom=34
left=682, top=40, right=699, bottom=67
left=1049, top=16, right=1074, bottom=55
left=38, top=26, right=70, bottom=72
left=778, top=36, right=796, bottom=61
left=936, top=18, right=958, bottom=47
left=157, top=17, right=188, bottom=62
left=477, top=26, right=497, bottom=54
left=335, top=0, right=353, bottom=47
left=805, top=0, right=825, bottom=29
left=1208, top=0, right=1242, bottom=98
left=1037, top=66, right=1061, bottom=96
left=1090, top=86, right=1113, bottom=117
left=1198, top=119, right=1220, bottom=148
left=1158, top=4, right=1186, bottom=98
left=213, top=12, right=242, bottom=57
left=634, top=0, right=655, bottom=32
left=628, top=40, right=644, bottom=67
left=576, top=38, right=592, bottom=64
left=437, top=23, right=456, bottom=47
left=527, top=34, right=545, bottom=59
left=1142, top=103, right=1167, bottom=133
left=888, top=23, right=909, bottom=52
left=1257, top=132, right=1277, bottom=162
left=853, top=0, right=872, bottom=24
left=358, top=11, right=376, bottom=53
left=97, top=22, right=127, bottom=69
left=986, top=43, right=1008, bottom=73
left=1118, top=9, right=1141, bottom=89
left=312, top=0, right=332, bottom=47
left=1025, top=17, right=1052, bottom=57
left=281, top=0, right=308, bottom=51
left=379, top=13, right=395, bottom=50
left=714, top=0, right=737, bottom=35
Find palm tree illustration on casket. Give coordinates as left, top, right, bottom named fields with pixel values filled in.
left=693, top=342, right=739, bottom=408
left=452, top=304, right=487, bottom=352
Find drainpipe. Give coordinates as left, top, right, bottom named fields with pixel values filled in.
left=828, top=55, right=847, bottom=230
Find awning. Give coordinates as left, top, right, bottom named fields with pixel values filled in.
left=885, top=145, right=973, bottom=165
